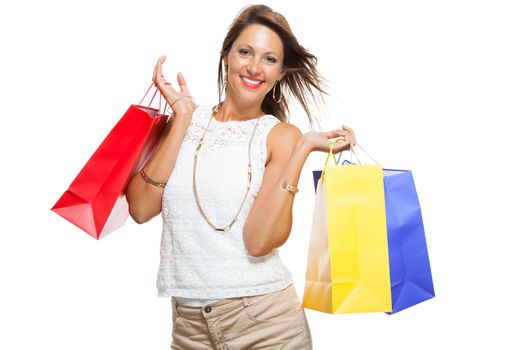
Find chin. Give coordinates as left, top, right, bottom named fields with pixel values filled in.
left=232, top=88, right=266, bottom=104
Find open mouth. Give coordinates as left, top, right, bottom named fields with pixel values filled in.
left=240, top=75, right=265, bottom=88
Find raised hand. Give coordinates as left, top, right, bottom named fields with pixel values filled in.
left=305, top=125, right=356, bottom=154
left=152, top=54, right=196, bottom=117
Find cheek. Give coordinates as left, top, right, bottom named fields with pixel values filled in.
left=228, top=55, right=247, bottom=68
left=266, top=68, right=283, bottom=82
left=228, top=61, right=245, bottom=76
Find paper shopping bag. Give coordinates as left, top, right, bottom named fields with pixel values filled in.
left=312, top=147, right=435, bottom=314
left=303, top=147, right=392, bottom=314
left=51, top=82, right=169, bottom=239
left=382, top=168, right=435, bottom=314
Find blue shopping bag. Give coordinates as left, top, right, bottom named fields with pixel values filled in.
left=312, top=147, right=435, bottom=314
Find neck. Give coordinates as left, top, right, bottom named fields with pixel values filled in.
left=215, top=97, right=264, bottom=122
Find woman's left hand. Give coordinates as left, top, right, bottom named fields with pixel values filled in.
left=304, top=124, right=356, bottom=154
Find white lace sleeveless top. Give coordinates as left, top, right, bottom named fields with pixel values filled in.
left=157, top=104, right=293, bottom=305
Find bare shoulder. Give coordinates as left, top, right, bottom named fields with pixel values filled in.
left=266, top=122, right=303, bottom=165
left=268, top=122, right=302, bottom=144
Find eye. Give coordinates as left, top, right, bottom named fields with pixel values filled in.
left=266, top=56, right=277, bottom=63
left=239, top=49, right=250, bottom=56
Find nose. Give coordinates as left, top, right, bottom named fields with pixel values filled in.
left=246, top=58, right=263, bottom=77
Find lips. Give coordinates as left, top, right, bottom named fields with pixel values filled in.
left=239, top=75, right=265, bottom=89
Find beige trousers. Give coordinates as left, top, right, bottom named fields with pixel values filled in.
left=170, top=283, right=313, bottom=350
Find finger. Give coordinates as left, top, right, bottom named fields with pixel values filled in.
left=332, top=142, right=351, bottom=154
left=341, top=125, right=354, bottom=136
left=334, top=130, right=354, bottom=148
left=157, top=55, right=166, bottom=83
left=346, top=134, right=356, bottom=147
left=341, top=126, right=354, bottom=139
left=153, top=55, right=166, bottom=84
left=153, top=66, right=164, bottom=87
left=344, top=131, right=356, bottom=146
left=324, top=130, right=346, bottom=139
left=340, top=125, right=356, bottom=145
left=177, top=72, right=189, bottom=93
left=152, top=56, right=161, bottom=82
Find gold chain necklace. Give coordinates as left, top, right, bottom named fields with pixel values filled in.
left=192, top=103, right=263, bottom=231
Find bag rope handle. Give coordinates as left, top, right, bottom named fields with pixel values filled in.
left=138, top=81, right=169, bottom=116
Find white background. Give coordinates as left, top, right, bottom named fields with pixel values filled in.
left=1, top=0, right=524, bottom=349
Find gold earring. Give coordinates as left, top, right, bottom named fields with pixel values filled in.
left=272, top=80, right=282, bottom=103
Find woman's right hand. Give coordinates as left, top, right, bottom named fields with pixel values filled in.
left=152, top=54, right=196, bottom=119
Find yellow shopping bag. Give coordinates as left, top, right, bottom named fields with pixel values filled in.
left=302, top=144, right=392, bottom=313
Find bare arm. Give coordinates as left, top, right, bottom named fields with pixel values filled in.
left=242, top=123, right=305, bottom=256
left=243, top=123, right=356, bottom=257
left=126, top=54, right=196, bottom=224
left=126, top=112, right=194, bottom=224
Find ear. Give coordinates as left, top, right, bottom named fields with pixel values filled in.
left=223, top=57, right=228, bottom=68
left=278, top=70, right=287, bottom=81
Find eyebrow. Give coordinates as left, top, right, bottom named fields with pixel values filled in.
left=239, top=44, right=281, bottom=57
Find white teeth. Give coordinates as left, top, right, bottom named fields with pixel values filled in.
left=241, top=76, right=263, bottom=85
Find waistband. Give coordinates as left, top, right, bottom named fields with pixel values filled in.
left=171, top=283, right=294, bottom=320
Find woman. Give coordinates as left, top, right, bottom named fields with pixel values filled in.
left=126, top=4, right=356, bottom=350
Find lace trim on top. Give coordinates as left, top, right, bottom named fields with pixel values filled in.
left=157, top=104, right=293, bottom=299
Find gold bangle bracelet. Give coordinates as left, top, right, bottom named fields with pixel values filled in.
left=281, top=181, right=299, bottom=194
left=168, top=95, right=195, bottom=112
left=140, top=169, right=167, bottom=188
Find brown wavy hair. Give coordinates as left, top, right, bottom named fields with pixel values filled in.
left=217, top=4, right=328, bottom=130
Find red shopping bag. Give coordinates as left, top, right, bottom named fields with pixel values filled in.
left=52, top=82, right=169, bottom=239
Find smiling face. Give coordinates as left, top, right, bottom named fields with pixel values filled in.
left=223, top=23, right=286, bottom=106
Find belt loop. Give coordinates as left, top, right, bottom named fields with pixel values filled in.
left=242, top=297, right=249, bottom=308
